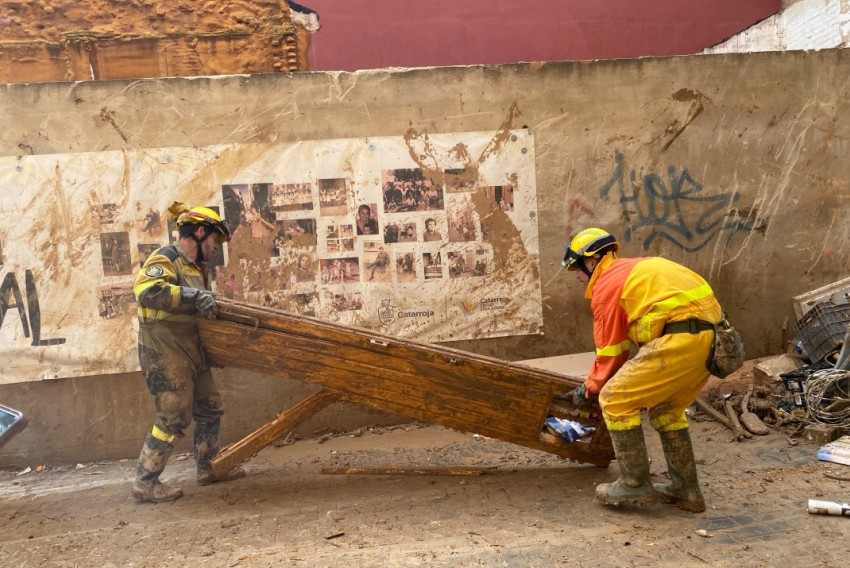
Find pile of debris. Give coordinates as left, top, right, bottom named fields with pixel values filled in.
left=697, top=277, right=850, bottom=448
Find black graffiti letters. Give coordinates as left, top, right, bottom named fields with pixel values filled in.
left=0, top=270, right=66, bottom=346
left=599, top=151, right=758, bottom=252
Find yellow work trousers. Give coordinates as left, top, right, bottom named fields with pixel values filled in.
left=598, top=329, right=714, bottom=432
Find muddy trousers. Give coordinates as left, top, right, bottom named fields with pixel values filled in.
left=132, top=433, right=183, bottom=502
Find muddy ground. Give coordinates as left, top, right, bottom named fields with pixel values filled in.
left=1, top=416, right=848, bottom=568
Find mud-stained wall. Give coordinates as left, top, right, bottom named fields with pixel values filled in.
left=3, top=49, right=850, bottom=466
left=0, top=0, right=318, bottom=81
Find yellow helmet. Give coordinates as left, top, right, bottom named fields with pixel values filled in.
left=562, top=227, right=619, bottom=270
left=167, top=201, right=232, bottom=243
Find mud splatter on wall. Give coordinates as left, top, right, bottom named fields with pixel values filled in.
left=0, top=130, right=541, bottom=384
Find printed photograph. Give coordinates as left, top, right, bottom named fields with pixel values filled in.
left=422, top=217, right=443, bottom=242
left=270, top=182, right=314, bottom=212
left=331, top=291, right=364, bottom=312
left=363, top=241, right=392, bottom=283
left=423, top=251, right=443, bottom=280
left=137, top=243, right=160, bottom=268
left=395, top=251, right=417, bottom=283
left=134, top=201, right=162, bottom=236
left=482, top=184, right=515, bottom=212
left=289, top=250, right=317, bottom=284
left=444, top=168, right=477, bottom=193
left=318, top=178, right=349, bottom=216
left=222, top=183, right=275, bottom=243
left=384, top=221, right=417, bottom=244
left=293, top=292, right=320, bottom=317
left=355, top=203, right=379, bottom=236
left=448, top=248, right=489, bottom=279
left=381, top=168, right=444, bottom=213
left=100, top=232, right=133, bottom=276
left=92, top=203, right=121, bottom=225
left=277, top=218, right=318, bottom=248
left=320, top=257, right=360, bottom=284
left=447, top=200, right=477, bottom=242
left=96, top=284, right=135, bottom=320
left=325, top=223, right=354, bottom=254
left=220, top=272, right=240, bottom=299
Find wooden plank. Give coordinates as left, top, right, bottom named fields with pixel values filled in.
left=199, top=300, right=614, bottom=467
left=202, top=321, right=612, bottom=465
left=321, top=466, right=494, bottom=476
left=211, top=389, right=340, bottom=478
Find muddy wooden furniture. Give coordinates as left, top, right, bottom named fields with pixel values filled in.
left=199, top=299, right=614, bottom=477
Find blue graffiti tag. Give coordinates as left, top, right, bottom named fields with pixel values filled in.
left=599, top=152, right=759, bottom=252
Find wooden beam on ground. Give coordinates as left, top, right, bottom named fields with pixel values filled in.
left=211, top=389, right=340, bottom=478
left=321, top=466, right=495, bottom=476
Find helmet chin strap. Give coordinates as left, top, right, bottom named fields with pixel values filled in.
left=191, top=227, right=215, bottom=263
left=577, top=257, right=595, bottom=279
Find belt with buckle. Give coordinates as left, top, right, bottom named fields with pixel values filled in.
left=663, top=318, right=715, bottom=335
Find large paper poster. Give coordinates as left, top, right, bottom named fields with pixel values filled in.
left=0, top=130, right=541, bottom=383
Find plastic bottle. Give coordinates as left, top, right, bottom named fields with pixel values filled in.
left=807, top=499, right=850, bottom=516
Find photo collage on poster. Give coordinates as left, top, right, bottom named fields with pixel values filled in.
left=218, top=167, right=515, bottom=313
left=85, top=168, right=515, bottom=320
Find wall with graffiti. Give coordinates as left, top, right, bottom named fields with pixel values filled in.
left=0, top=132, right=541, bottom=384
left=2, top=48, right=850, bottom=389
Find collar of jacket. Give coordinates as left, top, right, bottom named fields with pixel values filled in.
left=584, top=253, right=616, bottom=300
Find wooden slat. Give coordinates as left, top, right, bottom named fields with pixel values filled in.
left=321, top=466, right=494, bottom=476
left=210, top=389, right=340, bottom=477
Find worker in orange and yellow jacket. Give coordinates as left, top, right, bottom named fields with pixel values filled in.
left=561, top=227, right=722, bottom=513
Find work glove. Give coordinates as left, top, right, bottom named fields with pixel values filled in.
left=561, top=384, right=599, bottom=407
left=181, top=287, right=219, bottom=317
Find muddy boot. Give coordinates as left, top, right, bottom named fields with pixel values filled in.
left=596, top=428, right=657, bottom=507
left=131, top=434, right=183, bottom=503
left=194, top=420, right=246, bottom=487
left=653, top=428, right=706, bottom=513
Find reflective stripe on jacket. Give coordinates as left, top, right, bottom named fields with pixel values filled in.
left=134, top=245, right=209, bottom=324
left=584, top=255, right=720, bottom=395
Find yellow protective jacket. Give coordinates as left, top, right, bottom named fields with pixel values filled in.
left=134, top=245, right=210, bottom=324
left=584, top=255, right=721, bottom=395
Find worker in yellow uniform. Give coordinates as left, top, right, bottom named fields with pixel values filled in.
left=131, top=202, right=244, bottom=503
left=561, top=228, right=722, bottom=513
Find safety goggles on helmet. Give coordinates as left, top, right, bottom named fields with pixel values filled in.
left=562, top=228, right=619, bottom=270
left=177, top=206, right=232, bottom=243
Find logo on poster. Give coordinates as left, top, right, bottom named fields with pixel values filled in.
left=480, top=297, right=509, bottom=311
left=460, top=300, right=476, bottom=315
left=378, top=299, right=396, bottom=326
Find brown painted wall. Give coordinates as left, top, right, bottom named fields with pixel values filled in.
left=2, top=48, right=849, bottom=467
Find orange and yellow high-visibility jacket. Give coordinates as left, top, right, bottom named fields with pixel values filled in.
left=583, top=254, right=720, bottom=394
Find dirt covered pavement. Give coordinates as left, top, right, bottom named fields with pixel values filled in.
left=1, top=420, right=848, bottom=568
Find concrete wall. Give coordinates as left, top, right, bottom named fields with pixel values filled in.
left=705, top=0, right=849, bottom=53
left=3, top=48, right=850, bottom=467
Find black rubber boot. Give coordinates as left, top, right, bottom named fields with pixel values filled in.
left=131, top=433, right=183, bottom=503
left=595, top=428, right=657, bottom=507
left=194, top=420, right=245, bottom=486
left=653, top=428, right=706, bottom=513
